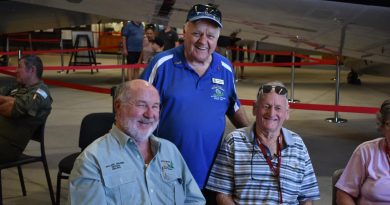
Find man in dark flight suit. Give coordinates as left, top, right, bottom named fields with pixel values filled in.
left=0, top=55, right=52, bottom=163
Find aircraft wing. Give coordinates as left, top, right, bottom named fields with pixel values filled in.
left=2, top=0, right=390, bottom=65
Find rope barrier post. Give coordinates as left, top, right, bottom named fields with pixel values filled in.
left=28, top=33, right=33, bottom=51
left=6, top=36, right=9, bottom=53
left=121, top=54, right=126, bottom=83
left=5, top=36, right=10, bottom=66
left=60, top=39, right=64, bottom=73
left=111, top=86, right=117, bottom=113
left=288, top=51, right=300, bottom=103
left=18, top=49, right=22, bottom=60
left=326, top=24, right=348, bottom=123
left=234, top=62, right=239, bottom=83
left=325, top=56, right=347, bottom=123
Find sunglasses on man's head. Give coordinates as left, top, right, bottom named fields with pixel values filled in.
left=258, top=85, right=288, bottom=95
left=187, top=4, right=222, bottom=22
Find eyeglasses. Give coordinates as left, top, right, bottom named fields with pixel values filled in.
left=258, top=85, right=288, bottom=96
left=187, top=4, right=222, bottom=26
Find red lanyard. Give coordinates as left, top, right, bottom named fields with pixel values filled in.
left=257, top=135, right=283, bottom=204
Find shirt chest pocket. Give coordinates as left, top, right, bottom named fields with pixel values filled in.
left=102, top=171, right=140, bottom=204
left=160, top=171, right=185, bottom=204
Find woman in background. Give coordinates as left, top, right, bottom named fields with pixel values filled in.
left=138, top=24, right=156, bottom=65
left=335, top=99, right=390, bottom=205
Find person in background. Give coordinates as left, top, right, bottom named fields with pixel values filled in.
left=206, top=81, right=320, bottom=205
left=138, top=24, right=156, bottom=65
left=336, top=99, right=390, bottom=205
left=69, top=80, right=205, bottom=205
left=347, top=68, right=362, bottom=85
left=121, top=20, right=144, bottom=80
left=141, top=3, right=249, bottom=204
left=148, top=36, right=164, bottom=62
left=157, top=25, right=179, bottom=51
left=229, top=30, right=245, bottom=79
left=0, top=55, right=52, bottom=163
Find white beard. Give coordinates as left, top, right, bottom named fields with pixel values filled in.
left=121, top=117, right=158, bottom=143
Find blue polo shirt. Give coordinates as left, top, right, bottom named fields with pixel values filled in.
left=140, top=45, right=240, bottom=188
left=122, top=21, right=144, bottom=52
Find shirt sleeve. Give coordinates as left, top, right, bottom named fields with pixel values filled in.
left=69, top=152, right=107, bottom=205
left=12, top=88, right=51, bottom=118
left=205, top=133, right=235, bottom=195
left=227, top=62, right=241, bottom=116
left=122, top=24, right=129, bottom=37
left=0, top=86, right=12, bottom=95
left=335, top=144, right=366, bottom=197
left=139, top=59, right=154, bottom=82
left=177, top=149, right=206, bottom=204
left=298, top=143, right=321, bottom=201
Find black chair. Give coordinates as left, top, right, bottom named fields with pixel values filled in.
left=56, top=112, right=115, bottom=205
left=0, top=121, right=55, bottom=205
left=332, top=168, right=344, bottom=205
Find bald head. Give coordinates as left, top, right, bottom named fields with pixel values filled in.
left=114, top=80, right=160, bottom=142
left=115, top=79, right=159, bottom=104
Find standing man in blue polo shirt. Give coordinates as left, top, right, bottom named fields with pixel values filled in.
left=141, top=3, right=249, bottom=204
left=122, top=20, right=144, bottom=80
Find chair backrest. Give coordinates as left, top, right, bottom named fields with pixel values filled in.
left=78, top=112, right=115, bottom=150
left=30, top=120, right=46, bottom=143
left=332, top=168, right=344, bottom=205
left=29, top=120, right=48, bottom=158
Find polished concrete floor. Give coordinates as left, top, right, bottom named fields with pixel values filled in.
left=1, top=54, right=389, bottom=205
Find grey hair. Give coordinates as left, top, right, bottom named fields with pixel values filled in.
left=256, top=81, right=288, bottom=105
left=377, top=99, right=390, bottom=127
left=114, top=82, right=132, bottom=103
left=20, top=55, right=44, bottom=78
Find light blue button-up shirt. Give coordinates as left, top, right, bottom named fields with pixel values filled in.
left=69, top=125, right=205, bottom=205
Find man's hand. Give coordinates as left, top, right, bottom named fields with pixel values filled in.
left=216, top=193, right=236, bottom=205
left=0, top=95, right=15, bottom=117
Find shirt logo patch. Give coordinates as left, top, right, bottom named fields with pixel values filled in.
left=105, top=161, right=124, bottom=170
left=211, top=85, right=226, bottom=101
left=36, top=88, right=48, bottom=99
left=161, top=160, right=174, bottom=178
left=161, top=160, right=174, bottom=170
left=10, top=88, right=18, bottom=96
left=212, top=78, right=224, bottom=85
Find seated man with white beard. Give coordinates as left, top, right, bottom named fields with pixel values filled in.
left=69, top=80, right=205, bottom=205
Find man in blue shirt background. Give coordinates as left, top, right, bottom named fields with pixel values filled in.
left=141, top=4, right=249, bottom=204
left=122, top=20, right=144, bottom=80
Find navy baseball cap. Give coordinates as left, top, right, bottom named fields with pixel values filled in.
left=186, top=4, right=222, bottom=28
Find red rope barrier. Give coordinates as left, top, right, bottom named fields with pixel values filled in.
left=0, top=69, right=379, bottom=114
left=240, top=99, right=378, bottom=114
left=0, top=69, right=110, bottom=94
left=43, top=79, right=111, bottom=94
left=0, top=46, right=120, bottom=56
left=2, top=59, right=338, bottom=71
left=8, top=38, right=61, bottom=43
left=0, top=64, right=147, bottom=71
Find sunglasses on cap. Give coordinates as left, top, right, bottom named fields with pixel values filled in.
left=258, top=85, right=288, bottom=95
left=187, top=4, right=222, bottom=27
